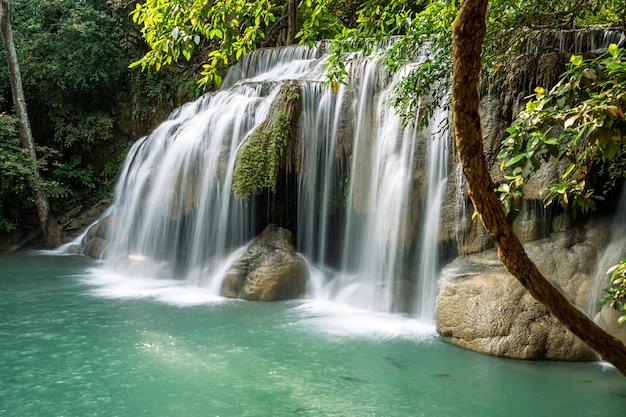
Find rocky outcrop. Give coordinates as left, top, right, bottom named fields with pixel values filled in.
left=436, top=215, right=612, bottom=361
left=68, top=214, right=113, bottom=259
left=220, top=224, right=307, bottom=301
left=60, top=196, right=112, bottom=243
left=232, top=81, right=302, bottom=197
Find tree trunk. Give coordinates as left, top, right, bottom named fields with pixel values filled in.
left=0, top=0, right=60, bottom=247
left=451, top=0, right=626, bottom=375
left=286, top=0, right=297, bottom=46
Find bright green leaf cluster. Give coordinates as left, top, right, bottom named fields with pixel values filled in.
left=129, top=0, right=277, bottom=87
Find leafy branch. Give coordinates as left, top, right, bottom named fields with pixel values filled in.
left=497, top=44, right=626, bottom=215
left=602, top=259, right=626, bottom=325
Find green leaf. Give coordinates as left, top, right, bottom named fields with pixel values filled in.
left=570, top=55, right=583, bottom=66
left=561, top=163, right=576, bottom=180
left=504, top=152, right=526, bottom=167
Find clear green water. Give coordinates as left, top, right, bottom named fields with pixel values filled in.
left=1, top=252, right=625, bottom=417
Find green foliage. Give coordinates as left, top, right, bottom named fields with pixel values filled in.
left=485, top=0, right=625, bottom=62
left=324, top=0, right=430, bottom=94
left=601, top=258, right=626, bottom=325
left=232, top=110, right=291, bottom=196
left=130, top=0, right=277, bottom=87
left=386, top=1, right=456, bottom=125
left=52, top=113, right=114, bottom=150
left=325, top=0, right=624, bottom=128
left=12, top=0, right=126, bottom=98
left=129, top=0, right=345, bottom=88
left=232, top=82, right=300, bottom=197
left=296, top=0, right=340, bottom=44
left=496, top=44, right=626, bottom=326
left=0, top=113, right=30, bottom=231
left=0, top=113, right=66, bottom=230
left=497, top=44, right=626, bottom=215
left=0, top=0, right=206, bottom=232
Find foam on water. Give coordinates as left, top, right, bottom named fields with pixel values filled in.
left=83, top=265, right=226, bottom=306
left=287, top=300, right=437, bottom=341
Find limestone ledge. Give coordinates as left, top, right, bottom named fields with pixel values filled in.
left=436, top=216, right=626, bottom=361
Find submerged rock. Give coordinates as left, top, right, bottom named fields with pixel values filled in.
left=220, top=224, right=307, bottom=301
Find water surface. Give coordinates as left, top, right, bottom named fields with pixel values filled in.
left=1, top=252, right=625, bottom=416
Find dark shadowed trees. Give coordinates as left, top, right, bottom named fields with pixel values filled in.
left=0, top=0, right=59, bottom=247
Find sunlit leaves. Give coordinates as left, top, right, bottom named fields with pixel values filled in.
left=130, top=0, right=276, bottom=87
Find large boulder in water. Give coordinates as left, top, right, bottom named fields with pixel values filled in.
left=220, top=224, right=307, bottom=301
left=436, top=216, right=612, bottom=361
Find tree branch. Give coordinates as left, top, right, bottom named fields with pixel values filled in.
left=452, top=0, right=626, bottom=376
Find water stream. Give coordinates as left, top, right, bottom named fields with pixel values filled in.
left=589, top=183, right=626, bottom=314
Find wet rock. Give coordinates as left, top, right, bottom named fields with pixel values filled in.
left=436, top=217, right=613, bottom=361
left=60, top=195, right=111, bottom=243
left=595, top=306, right=626, bottom=346
left=74, top=215, right=113, bottom=259
left=220, top=224, right=307, bottom=301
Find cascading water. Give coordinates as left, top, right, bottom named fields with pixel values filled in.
left=102, top=45, right=324, bottom=290
left=414, top=103, right=449, bottom=320
left=82, top=43, right=451, bottom=318
left=589, top=183, right=626, bottom=315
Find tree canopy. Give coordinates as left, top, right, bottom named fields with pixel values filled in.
left=0, top=0, right=200, bottom=234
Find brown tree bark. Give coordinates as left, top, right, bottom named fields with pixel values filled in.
left=286, top=0, right=297, bottom=46
left=451, top=0, right=626, bottom=375
left=0, top=0, right=60, bottom=247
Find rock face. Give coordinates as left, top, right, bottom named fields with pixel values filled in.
left=68, top=214, right=113, bottom=259
left=436, top=216, right=611, bottom=361
left=220, top=224, right=307, bottom=301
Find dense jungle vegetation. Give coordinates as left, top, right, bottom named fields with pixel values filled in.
left=0, top=0, right=201, bottom=235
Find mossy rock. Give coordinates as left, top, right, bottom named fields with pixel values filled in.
left=232, top=81, right=301, bottom=197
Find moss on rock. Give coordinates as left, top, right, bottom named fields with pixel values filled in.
left=232, top=81, right=301, bottom=197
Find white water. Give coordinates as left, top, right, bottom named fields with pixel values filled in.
left=79, top=44, right=451, bottom=318
left=414, top=102, right=449, bottom=320
left=589, top=184, right=626, bottom=314
left=524, top=28, right=626, bottom=55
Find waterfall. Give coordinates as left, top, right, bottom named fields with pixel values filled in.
left=589, top=184, right=626, bottom=315
left=414, top=103, right=449, bottom=320
left=82, top=43, right=451, bottom=317
left=523, top=28, right=626, bottom=55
